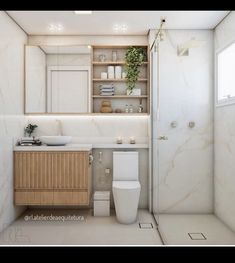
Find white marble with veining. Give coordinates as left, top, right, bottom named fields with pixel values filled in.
left=25, top=116, right=149, bottom=144
left=23, top=116, right=149, bottom=209
left=151, top=29, right=214, bottom=213
left=0, top=11, right=27, bottom=233
left=214, top=11, right=235, bottom=232
left=214, top=105, right=235, bottom=231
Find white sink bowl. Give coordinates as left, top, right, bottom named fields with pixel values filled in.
left=40, top=136, right=72, bottom=146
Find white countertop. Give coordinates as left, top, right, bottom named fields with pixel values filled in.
left=93, top=143, right=148, bottom=149
left=14, top=144, right=93, bottom=152
left=14, top=143, right=148, bottom=151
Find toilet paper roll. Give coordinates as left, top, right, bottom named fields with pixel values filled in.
left=115, top=66, right=122, bottom=79
left=101, top=72, right=108, bottom=79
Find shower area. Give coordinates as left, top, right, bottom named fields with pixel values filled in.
left=149, top=23, right=235, bottom=245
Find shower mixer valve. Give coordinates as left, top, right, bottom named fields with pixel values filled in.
left=158, top=135, right=168, bottom=140
left=188, top=122, right=195, bottom=128
left=170, top=121, right=177, bottom=128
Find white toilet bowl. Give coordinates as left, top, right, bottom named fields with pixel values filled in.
left=112, top=181, right=141, bottom=224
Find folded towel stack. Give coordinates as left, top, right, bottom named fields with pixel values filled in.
left=100, top=84, right=115, bottom=96
left=18, top=137, right=35, bottom=146
left=18, top=137, right=41, bottom=146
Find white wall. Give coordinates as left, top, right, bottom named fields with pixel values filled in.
left=46, top=54, right=91, bottom=66
left=0, top=11, right=27, bottom=233
left=150, top=29, right=214, bottom=213
left=214, top=11, right=235, bottom=231
left=28, top=35, right=147, bottom=46
left=25, top=46, right=46, bottom=113
left=25, top=35, right=150, bottom=209
left=26, top=115, right=149, bottom=208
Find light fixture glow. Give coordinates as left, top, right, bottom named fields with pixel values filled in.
left=74, top=11, right=92, bottom=15
left=87, top=45, right=92, bottom=49
left=112, top=24, right=128, bottom=33
left=48, top=23, right=64, bottom=32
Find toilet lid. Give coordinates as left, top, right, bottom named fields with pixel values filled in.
left=112, top=181, right=141, bottom=189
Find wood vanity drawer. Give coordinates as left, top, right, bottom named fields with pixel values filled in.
left=14, top=151, right=92, bottom=205
left=15, top=190, right=54, bottom=205
left=14, top=152, right=89, bottom=189
left=15, top=190, right=89, bottom=205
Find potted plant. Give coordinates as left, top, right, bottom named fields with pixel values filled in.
left=24, top=124, right=38, bottom=137
left=124, top=46, right=146, bottom=95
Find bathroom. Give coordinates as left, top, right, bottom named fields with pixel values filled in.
left=0, top=10, right=235, bottom=246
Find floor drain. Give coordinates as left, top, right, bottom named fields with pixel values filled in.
left=188, top=233, right=207, bottom=240
left=139, top=223, right=153, bottom=229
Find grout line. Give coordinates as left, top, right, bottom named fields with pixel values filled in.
left=4, top=11, right=29, bottom=36
left=152, top=213, right=166, bottom=245
left=213, top=11, right=232, bottom=30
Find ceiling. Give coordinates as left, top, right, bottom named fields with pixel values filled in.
left=7, top=11, right=230, bottom=35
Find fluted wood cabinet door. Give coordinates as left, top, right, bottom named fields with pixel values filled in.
left=14, top=151, right=91, bottom=205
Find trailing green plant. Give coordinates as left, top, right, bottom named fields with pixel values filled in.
left=124, top=46, right=147, bottom=94
left=24, top=124, right=38, bottom=137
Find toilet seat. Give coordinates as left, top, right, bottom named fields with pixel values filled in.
left=112, top=181, right=140, bottom=190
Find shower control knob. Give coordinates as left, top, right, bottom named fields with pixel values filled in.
left=158, top=135, right=168, bottom=140
left=188, top=121, right=195, bottom=128
left=170, top=121, right=177, bottom=128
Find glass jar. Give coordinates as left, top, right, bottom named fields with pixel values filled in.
left=125, top=104, right=129, bottom=113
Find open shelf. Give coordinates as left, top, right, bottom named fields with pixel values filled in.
left=92, top=61, right=148, bottom=65
left=93, top=95, right=148, bottom=99
left=93, top=78, right=148, bottom=82
left=92, top=45, right=149, bottom=114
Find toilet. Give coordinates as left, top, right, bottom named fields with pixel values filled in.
left=112, top=152, right=141, bottom=224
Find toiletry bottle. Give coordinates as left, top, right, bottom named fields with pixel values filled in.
left=125, top=104, right=129, bottom=113
left=138, top=99, right=144, bottom=113
left=129, top=104, right=133, bottom=113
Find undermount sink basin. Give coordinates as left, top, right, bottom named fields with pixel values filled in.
left=40, top=136, right=72, bottom=146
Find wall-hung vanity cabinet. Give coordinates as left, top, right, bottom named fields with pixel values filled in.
left=25, top=45, right=92, bottom=114
left=14, top=150, right=92, bottom=205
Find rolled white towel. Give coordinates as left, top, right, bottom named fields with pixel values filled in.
left=108, top=72, right=114, bottom=79
left=107, top=66, right=114, bottom=74
left=115, top=66, right=122, bottom=79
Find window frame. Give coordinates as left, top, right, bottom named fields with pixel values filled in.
left=215, top=39, right=235, bottom=107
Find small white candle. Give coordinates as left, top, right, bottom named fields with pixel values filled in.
left=130, top=137, right=136, bottom=144
left=101, top=72, right=108, bottom=79
left=116, top=136, right=123, bottom=144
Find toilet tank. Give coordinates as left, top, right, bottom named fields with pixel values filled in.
left=113, top=152, right=139, bottom=181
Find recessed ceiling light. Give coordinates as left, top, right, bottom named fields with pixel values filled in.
left=113, top=24, right=128, bottom=33
left=74, top=11, right=92, bottom=15
left=48, top=23, right=64, bottom=32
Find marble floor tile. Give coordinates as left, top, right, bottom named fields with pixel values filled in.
left=156, top=214, right=235, bottom=245
left=0, top=209, right=162, bottom=246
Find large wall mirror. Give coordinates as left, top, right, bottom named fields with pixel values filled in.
left=25, top=45, right=91, bottom=114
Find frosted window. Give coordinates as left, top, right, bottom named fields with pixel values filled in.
left=217, top=42, right=235, bottom=102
